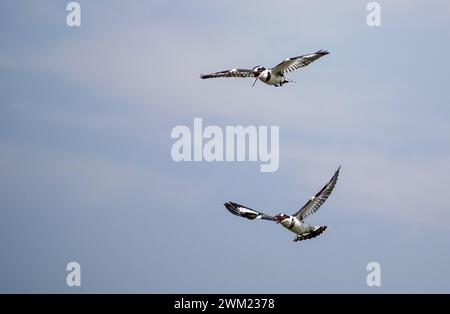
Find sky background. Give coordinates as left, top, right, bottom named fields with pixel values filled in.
left=1, top=0, right=450, bottom=293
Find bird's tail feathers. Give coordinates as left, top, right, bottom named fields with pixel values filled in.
left=284, top=78, right=296, bottom=84
left=293, top=226, right=328, bottom=242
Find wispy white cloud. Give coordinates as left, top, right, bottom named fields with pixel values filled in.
left=15, top=0, right=448, bottom=230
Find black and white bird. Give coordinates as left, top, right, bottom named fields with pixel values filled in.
left=200, top=50, right=329, bottom=87
left=224, top=166, right=340, bottom=242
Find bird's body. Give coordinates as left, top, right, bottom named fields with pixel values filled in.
left=224, top=166, right=340, bottom=242
left=201, top=50, right=329, bottom=87
left=253, top=69, right=286, bottom=86
left=278, top=215, right=328, bottom=242
left=279, top=215, right=311, bottom=234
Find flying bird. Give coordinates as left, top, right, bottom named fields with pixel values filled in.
left=200, top=50, right=329, bottom=87
left=224, top=166, right=340, bottom=242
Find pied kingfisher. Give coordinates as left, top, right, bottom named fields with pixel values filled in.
left=201, top=50, right=329, bottom=87
left=224, top=166, right=340, bottom=242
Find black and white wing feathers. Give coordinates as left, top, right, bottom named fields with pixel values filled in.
left=271, top=50, right=329, bottom=75
left=200, top=68, right=254, bottom=79
left=293, top=166, right=340, bottom=221
left=224, top=202, right=277, bottom=221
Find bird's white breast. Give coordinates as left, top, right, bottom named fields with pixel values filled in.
left=259, top=70, right=283, bottom=85
left=281, top=217, right=311, bottom=234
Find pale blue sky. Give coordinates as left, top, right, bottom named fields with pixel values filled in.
left=1, top=0, right=450, bottom=292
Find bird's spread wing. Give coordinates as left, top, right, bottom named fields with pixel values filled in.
left=224, top=202, right=277, bottom=221
left=200, top=68, right=254, bottom=79
left=271, top=50, right=329, bottom=75
left=293, top=166, right=340, bottom=221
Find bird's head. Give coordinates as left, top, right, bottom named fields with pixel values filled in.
left=275, top=213, right=290, bottom=224
left=252, top=66, right=265, bottom=76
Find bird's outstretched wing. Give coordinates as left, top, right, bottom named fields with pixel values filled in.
left=271, top=50, right=329, bottom=75
left=200, top=68, right=254, bottom=79
left=293, top=166, right=340, bottom=221
left=224, top=202, right=277, bottom=221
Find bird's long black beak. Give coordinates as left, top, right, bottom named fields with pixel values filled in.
left=252, top=72, right=263, bottom=87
